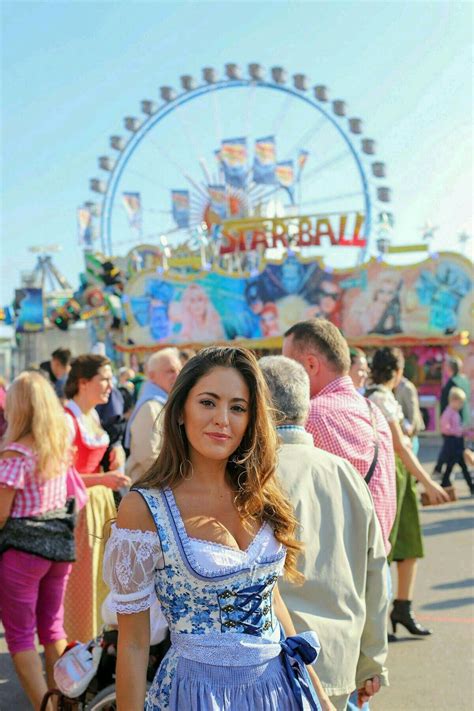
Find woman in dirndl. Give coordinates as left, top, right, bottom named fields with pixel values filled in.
left=104, top=346, right=332, bottom=710
left=367, top=347, right=448, bottom=638
left=63, top=354, right=130, bottom=642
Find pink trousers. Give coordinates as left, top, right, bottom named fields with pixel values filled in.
left=0, top=549, right=72, bottom=654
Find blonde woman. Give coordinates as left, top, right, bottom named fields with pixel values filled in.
left=0, top=372, right=75, bottom=710
left=170, top=283, right=225, bottom=343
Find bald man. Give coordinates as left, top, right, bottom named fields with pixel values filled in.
left=125, top=348, right=182, bottom=482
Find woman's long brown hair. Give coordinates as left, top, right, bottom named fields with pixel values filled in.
left=136, top=346, right=303, bottom=583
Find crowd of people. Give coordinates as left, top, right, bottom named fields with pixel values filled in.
left=0, top=323, right=472, bottom=711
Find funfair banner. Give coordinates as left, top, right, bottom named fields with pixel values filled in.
left=208, top=185, right=228, bottom=220
left=122, top=192, right=142, bottom=231
left=275, top=160, right=295, bottom=196
left=253, top=136, right=277, bottom=185
left=171, top=190, right=190, bottom=228
left=297, top=149, right=310, bottom=177
left=14, top=288, right=44, bottom=333
left=77, top=207, right=93, bottom=247
left=121, top=252, right=473, bottom=348
left=221, top=138, right=248, bottom=188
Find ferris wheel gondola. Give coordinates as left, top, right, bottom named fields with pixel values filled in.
left=85, top=63, right=392, bottom=267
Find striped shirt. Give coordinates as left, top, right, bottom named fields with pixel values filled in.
left=0, top=442, right=68, bottom=518
left=305, top=376, right=397, bottom=553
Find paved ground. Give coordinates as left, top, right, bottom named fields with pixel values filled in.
left=371, top=438, right=474, bottom=710
left=1, top=437, right=473, bottom=710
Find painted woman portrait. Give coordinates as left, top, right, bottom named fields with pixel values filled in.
left=170, top=283, right=225, bottom=343
left=347, top=271, right=403, bottom=336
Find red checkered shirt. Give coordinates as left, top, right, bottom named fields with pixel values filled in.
left=0, top=442, right=68, bottom=518
left=306, top=375, right=396, bottom=553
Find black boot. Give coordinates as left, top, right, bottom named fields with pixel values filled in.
left=390, top=599, right=432, bottom=636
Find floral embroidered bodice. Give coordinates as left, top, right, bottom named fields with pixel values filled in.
left=103, top=487, right=323, bottom=711
left=104, top=487, right=286, bottom=637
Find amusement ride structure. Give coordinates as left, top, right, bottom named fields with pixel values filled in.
left=84, top=62, right=392, bottom=268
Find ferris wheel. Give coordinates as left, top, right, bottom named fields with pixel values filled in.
left=85, top=63, right=392, bottom=267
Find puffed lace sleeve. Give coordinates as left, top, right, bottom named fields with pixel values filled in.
left=103, top=524, right=164, bottom=614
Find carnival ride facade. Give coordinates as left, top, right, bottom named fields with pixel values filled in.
left=4, top=64, right=471, bottom=393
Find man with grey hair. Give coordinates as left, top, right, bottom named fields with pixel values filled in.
left=125, top=348, right=182, bottom=482
left=260, top=355, right=389, bottom=711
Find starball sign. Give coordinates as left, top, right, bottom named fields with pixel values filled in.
left=217, top=211, right=366, bottom=254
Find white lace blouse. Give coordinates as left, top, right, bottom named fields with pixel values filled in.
left=103, top=522, right=281, bottom=615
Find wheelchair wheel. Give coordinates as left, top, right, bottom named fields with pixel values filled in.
left=85, top=684, right=117, bottom=711
left=85, top=682, right=151, bottom=710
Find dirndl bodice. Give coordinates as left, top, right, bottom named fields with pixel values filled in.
left=103, top=487, right=320, bottom=710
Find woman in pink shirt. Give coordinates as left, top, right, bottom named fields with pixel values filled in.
left=438, top=387, right=474, bottom=494
left=0, top=371, right=75, bottom=710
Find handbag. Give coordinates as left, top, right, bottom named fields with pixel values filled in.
left=54, top=636, right=103, bottom=697
left=364, top=398, right=379, bottom=485
left=0, top=499, right=77, bottom=562
left=66, top=465, right=88, bottom=511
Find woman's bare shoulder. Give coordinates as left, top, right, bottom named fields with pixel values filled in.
left=116, top=490, right=156, bottom=532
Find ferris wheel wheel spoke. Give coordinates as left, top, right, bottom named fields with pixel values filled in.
left=210, top=90, right=223, bottom=150
left=283, top=116, right=327, bottom=161
left=285, top=191, right=364, bottom=209
left=271, top=93, right=294, bottom=137
left=124, top=166, right=170, bottom=192
left=147, top=136, right=206, bottom=198
left=97, top=68, right=386, bottom=260
left=244, top=83, right=257, bottom=144
left=302, top=150, right=352, bottom=183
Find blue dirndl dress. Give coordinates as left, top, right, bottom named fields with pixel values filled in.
left=103, top=487, right=321, bottom=710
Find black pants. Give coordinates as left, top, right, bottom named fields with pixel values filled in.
left=434, top=435, right=447, bottom=472
left=441, top=457, right=473, bottom=491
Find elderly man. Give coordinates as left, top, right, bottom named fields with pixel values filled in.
left=260, top=355, right=389, bottom=711
left=282, top=319, right=396, bottom=555
left=125, top=348, right=182, bottom=482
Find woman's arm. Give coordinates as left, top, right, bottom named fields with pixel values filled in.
left=79, top=472, right=131, bottom=489
left=114, top=492, right=157, bottom=710
left=0, top=486, right=16, bottom=529
left=273, top=584, right=335, bottom=711
left=388, top=419, right=449, bottom=504
left=116, top=609, right=150, bottom=711
left=0, top=450, right=22, bottom=528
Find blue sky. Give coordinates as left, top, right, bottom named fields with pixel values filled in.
left=1, top=0, right=472, bottom=304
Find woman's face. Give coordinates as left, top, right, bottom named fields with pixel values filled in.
left=80, top=365, right=113, bottom=406
left=182, top=366, right=250, bottom=466
left=375, top=281, right=396, bottom=305
left=187, top=289, right=208, bottom=318
left=318, top=280, right=341, bottom=315
left=261, top=310, right=279, bottom=336
left=349, top=356, right=368, bottom=389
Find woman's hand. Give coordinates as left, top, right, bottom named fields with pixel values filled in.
left=102, top=472, right=132, bottom=491
left=357, top=675, right=381, bottom=707
left=423, top=481, right=450, bottom=505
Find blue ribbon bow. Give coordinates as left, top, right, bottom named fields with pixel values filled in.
left=280, top=631, right=321, bottom=710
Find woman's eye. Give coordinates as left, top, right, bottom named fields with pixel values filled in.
left=200, top=399, right=215, bottom=407
left=232, top=405, right=247, bottom=413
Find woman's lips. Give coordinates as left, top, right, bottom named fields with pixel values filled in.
left=205, top=432, right=231, bottom=441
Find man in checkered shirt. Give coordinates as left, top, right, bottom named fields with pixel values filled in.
left=282, top=319, right=396, bottom=554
